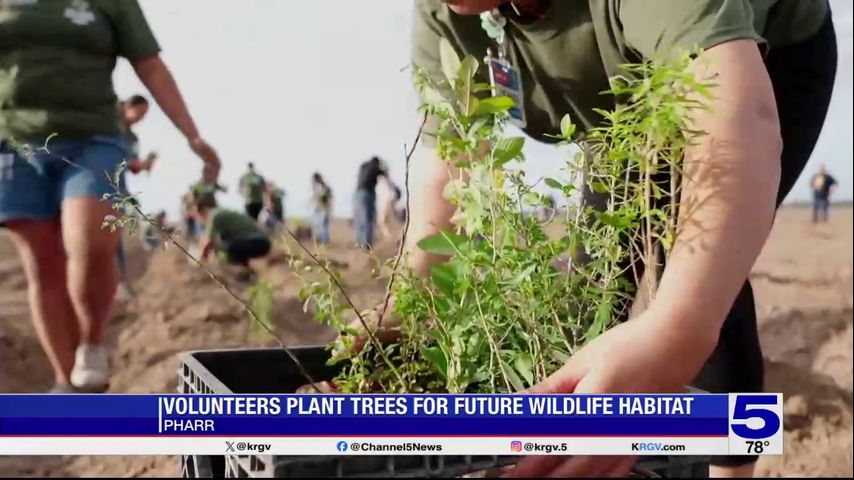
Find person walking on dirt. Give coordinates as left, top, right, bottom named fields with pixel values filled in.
left=115, top=94, right=159, bottom=299
left=810, top=164, right=838, bottom=223
left=258, top=186, right=285, bottom=236
left=141, top=211, right=170, bottom=251
left=348, top=0, right=837, bottom=476
left=194, top=204, right=272, bottom=271
left=377, top=175, right=403, bottom=241
left=119, top=95, right=158, bottom=176
left=266, top=181, right=286, bottom=224
left=239, top=163, right=267, bottom=221
left=311, top=172, right=333, bottom=245
left=353, top=156, right=387, bottom=249
left=0, top=0, right=221, bottom=393
left=181, top=191, right=199, bottom=243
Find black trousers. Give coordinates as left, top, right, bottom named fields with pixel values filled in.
left=581, top=14, right=837, bottom=468
left=245, top=202, right=263, bottom=221
left=225, top=236, right=271, bottom=266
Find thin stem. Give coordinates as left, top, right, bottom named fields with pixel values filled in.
left=284, top=229, right=407, bottom=390
left=379, top=112, right=428, bottom=326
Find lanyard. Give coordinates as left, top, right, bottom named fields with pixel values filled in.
left=479, top=6, right=527, bottom=128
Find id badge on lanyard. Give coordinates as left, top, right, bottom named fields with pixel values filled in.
left=480, top=9, right=527, bottom=129
left=486, top=51, right=526, bottom=128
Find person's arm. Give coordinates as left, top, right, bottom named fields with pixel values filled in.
left=653, top=39, right=781, bottom=347
left=199, top=238, right=215, bottom=261
left=131, top=54, right=220, bottom=173
left=404, top=143, right=459, bottom=276
left=508, top=37, right=782, bottom=480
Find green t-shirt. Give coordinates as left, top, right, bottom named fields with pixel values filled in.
left=0, top=0, right=161, bottom=140
left=191, top=180, right=221, bottom=209
left=412, top=0, right=829, bottom=141
left=239, top=172, right=266, bottom=204
left=205, top=208, right=266, bottom=248
left=269, top=187, right=284, bottom=211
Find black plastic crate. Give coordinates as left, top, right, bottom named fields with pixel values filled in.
left=177, top=347, right=708, bottom=478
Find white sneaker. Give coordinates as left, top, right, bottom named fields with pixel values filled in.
left=70, top=344, right=110, bottom=392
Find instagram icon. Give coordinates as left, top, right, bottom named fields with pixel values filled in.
left=511, top=441, right=523, bottom=452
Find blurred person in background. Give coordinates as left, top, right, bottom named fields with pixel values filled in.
left=140, top=210, right=171, bottom=251
left=119, top=95, right=158, bottom=176
left=810, top=164, right=838, bottom=223
left=181, top=191, right=199, bottom=243
left=311, top=172, right=333, bottom=245
left=0, top=0, right=220, bottom=393
left=266, top=181, right=286, bottom=225
left=239, top=162, right=267, bottom=220
left=376, top=174, right=403, bottom=240
left=346, top=0, right=838, bottom=477
left=194, top=203, right=272, bottom=279
left=258, top=187, right=284, bottom=236
left=353, top=156, right=387, bottom=249
left=115, top=94, right=158, bottom=299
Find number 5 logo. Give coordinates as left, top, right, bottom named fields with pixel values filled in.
left=731, top=395, right=781, bottom=439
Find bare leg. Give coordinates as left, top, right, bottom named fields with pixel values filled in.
left=710, top=463, right=755, bottom=478
left=6, top=220, right=80, bottom=385
left=61, top=197, right=119, bottom=344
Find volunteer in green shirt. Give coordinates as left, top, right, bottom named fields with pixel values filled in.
left=195, top=204, right=272, bottom=268
left=397, top=0, right=837, bottom=477
left=267, top=182, right=286, bottom=223
left=0, top=0, right=221, bottom=394
left=239, top=162, right=267, bottom=221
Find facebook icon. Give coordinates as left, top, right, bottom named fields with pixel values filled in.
left=336, top=441, right=348, bottom=452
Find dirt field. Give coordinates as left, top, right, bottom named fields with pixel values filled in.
left=1, top=206, right=851, bottom=477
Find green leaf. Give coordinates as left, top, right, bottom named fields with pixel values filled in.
left=430, top=263, right=458, bottom=297
left=544, top=177, right=562, bottom=190
left=459, top=55, right=479, bottom=82
left=560, top=114, right=576, bottom=139
left=493, top=136, right=525, bottom=167
left=586, top=300, right=612, bottom=341
left=513, top=354, right=534, bottom=385
left=508, top=264, right=537, bottom=285
left=456, top=56, right=479, bottom=115
left=598, top=212, right=632, bottom=229
left=589, top=181, right=610, bottom=194
left=501, top=359, right=526, bottom=392
left=473, top=96, right=515, bottom=116
left=439, top=38, right=461, bottom=85
left=417, top=231, right=466, bottom=256
left=422, top=347, right=448, bottom=378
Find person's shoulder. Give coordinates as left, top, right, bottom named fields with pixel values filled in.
left=415, top=0, right=444, bottom=15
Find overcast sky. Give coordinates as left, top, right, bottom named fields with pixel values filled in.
left=116, top=0, right=854, bottom=219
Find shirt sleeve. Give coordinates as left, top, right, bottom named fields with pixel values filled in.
left=411, top=1, right=445, bottom=82
left=104, top=0, right=161, bottom=60
left=619, top=0, right=765, bottom=60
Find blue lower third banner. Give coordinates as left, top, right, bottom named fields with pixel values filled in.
left=0, top=394, right=782, bottom=456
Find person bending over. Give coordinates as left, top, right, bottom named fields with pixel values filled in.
left=194, top=204, right=272, bottom=269
left=347, top=0, right=837, bottom=477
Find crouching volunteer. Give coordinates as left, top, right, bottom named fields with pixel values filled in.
left=346, top=0, right=837, bottom=477
left=194, top=204, right=272, bottom=269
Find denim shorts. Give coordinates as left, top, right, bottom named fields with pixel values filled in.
left=0, top=135, right=130, bottom=225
